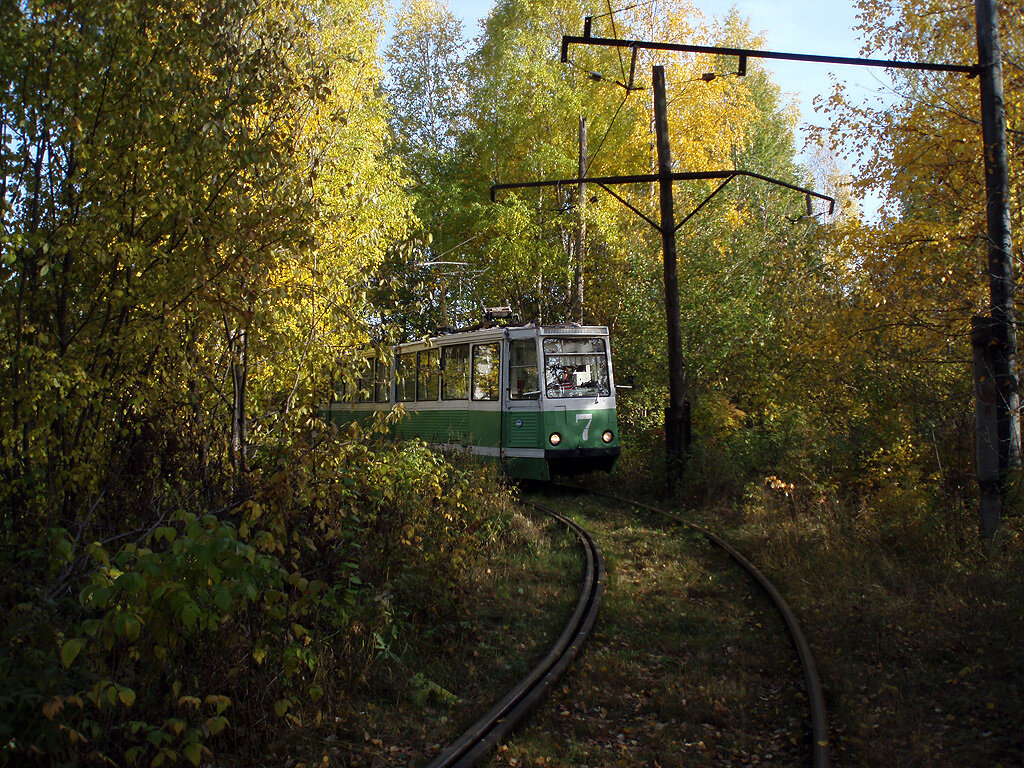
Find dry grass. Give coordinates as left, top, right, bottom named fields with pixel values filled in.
left=599, top=429, right=1023, bottom=757
left=683, top=481, right=1024, bottom=767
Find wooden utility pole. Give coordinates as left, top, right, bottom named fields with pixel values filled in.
left=973, top=317, right=1002, bottom=538
left=573, top=116, right=587, bottom=323
left=974, top=0, right=1019, bottom=537
left=653, top=66, right=688, bottom=486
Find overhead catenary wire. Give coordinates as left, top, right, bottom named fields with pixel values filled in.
left=509, top=5, right=812, bottom=220
left=583, top=89, right=631, bottom=178
left=493, top=60, right=632, bottom=214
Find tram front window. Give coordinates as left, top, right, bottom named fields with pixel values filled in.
left=543, top=338, right=611, bottom=398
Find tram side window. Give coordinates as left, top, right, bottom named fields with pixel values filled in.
left=441, top=344, right=469, bottom=400
left=508, top=340, right=539, bottom=399
left=356, top=358, right=374, bottom=403
left=395, top=352, right=416, bottom=402
left=374, top=357, right=390, bottom=403
left=472, top=343, right=500, bottom=401
left=417, top=349, right=440, bottom=401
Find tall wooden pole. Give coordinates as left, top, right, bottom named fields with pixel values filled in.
left=653, top=66, right=687, bottom=487
left=574, top=116, right=587, bottom=324
left=973, top=317, right=1002, bottom=538
left=974, top=0, right=1019, bottom=536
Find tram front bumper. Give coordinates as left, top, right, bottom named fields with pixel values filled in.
left=545, top=446, right=620, bottom=475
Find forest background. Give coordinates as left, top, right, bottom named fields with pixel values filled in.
left=0, top=0, right=1021, bottom=765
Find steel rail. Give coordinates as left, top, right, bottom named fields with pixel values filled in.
left=421, top=502, right=605, bottom=768
left=553, top=483, right=830, bottom=768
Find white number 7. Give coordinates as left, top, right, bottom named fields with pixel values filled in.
left=576, top=413, right=593, bottom=440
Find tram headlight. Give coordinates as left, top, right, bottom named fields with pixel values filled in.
left=549, top=432, right=562, bottom=446
left=602, top=430, right=614, bottom=444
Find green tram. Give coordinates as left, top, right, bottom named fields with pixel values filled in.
left=324, top=323, right=621, bottom=480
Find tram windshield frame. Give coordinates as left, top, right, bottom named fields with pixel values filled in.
left=542, top=337, right=611, bottom=399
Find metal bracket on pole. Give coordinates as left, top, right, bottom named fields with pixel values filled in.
left=492, top=170, right=835, bottom=219
left=626, top=46, right=640, bottom=91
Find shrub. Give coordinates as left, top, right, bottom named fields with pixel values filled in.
left=0, top=423, right=515, bottom=766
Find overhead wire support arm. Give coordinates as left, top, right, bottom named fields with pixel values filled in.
left=490, top=170, right=836, bottom=221
left=595, top=182, right=660, bottom=231
left=491, top=171, right=732, bottom=200
left=561, top=33, right=983, bottom=78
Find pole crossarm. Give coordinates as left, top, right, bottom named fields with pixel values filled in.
left=561, top=34, right=982, bottom=77
left=675, top=176, right=734, bottom=233
left=596, top=182, right=660, bottom=231
left=491, top=169, right=836, bottom=224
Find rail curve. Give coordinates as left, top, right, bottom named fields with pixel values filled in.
left=564, top=483, right=830, bottom=768
left=422, top=501, right=605, bottom=768
left=421, top=486, right=828, bottom=768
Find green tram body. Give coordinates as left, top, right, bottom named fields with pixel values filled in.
left=323, top=324, right=620, bottom=481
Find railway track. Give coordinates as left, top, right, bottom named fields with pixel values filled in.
left=422, top=501, right=605, bottom=768
left=569, top=484, right=830, bottom=768
left=422, top=487, right=828, bottom=768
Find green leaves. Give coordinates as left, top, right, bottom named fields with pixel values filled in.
left=114, top=612, right=142, bottom=641
left=0, top=0, right=411, bottom=527
left=204, top=716, right=228, bottom=736
left=182, top=741, right=204, bottom=766
left=204, top=695, right=231, bottom=716
left=60, top=639, right=85, bottom=669
left=179, top=603, right=201, bottom=632
left=86, top=542, right=110, bottom=569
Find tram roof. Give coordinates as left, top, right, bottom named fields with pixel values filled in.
left=393, top=324, right=611, bottom=352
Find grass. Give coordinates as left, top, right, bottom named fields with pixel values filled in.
left=703, top=485, right=1024, bottom=768
left=273, top=506, right=582, bottom=767
left=593, top=458, right=1024, bottom=768
left=271, top=456, right=1024, bottom=767
left=483, top=488, right=809, bottom=768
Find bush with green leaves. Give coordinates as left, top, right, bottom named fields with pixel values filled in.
left=0, top=428, right=515, bottom=766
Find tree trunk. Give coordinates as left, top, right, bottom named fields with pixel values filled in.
left=230, top=328, right=248, bottom=476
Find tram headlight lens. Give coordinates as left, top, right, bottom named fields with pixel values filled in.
left=549, top=432, right=562, bottom=446
left=602, top=430, right=614, bottom=443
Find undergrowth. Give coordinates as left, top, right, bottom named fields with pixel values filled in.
left=713, top=479, right=1024, bottom=766
left=0, top=423, right=517, bottom=767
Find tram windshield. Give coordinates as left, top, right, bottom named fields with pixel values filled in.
left=543, top=337, right=611, bottom=398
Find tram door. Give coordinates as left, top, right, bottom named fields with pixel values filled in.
left=502, top=336, right=543, bottom=457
